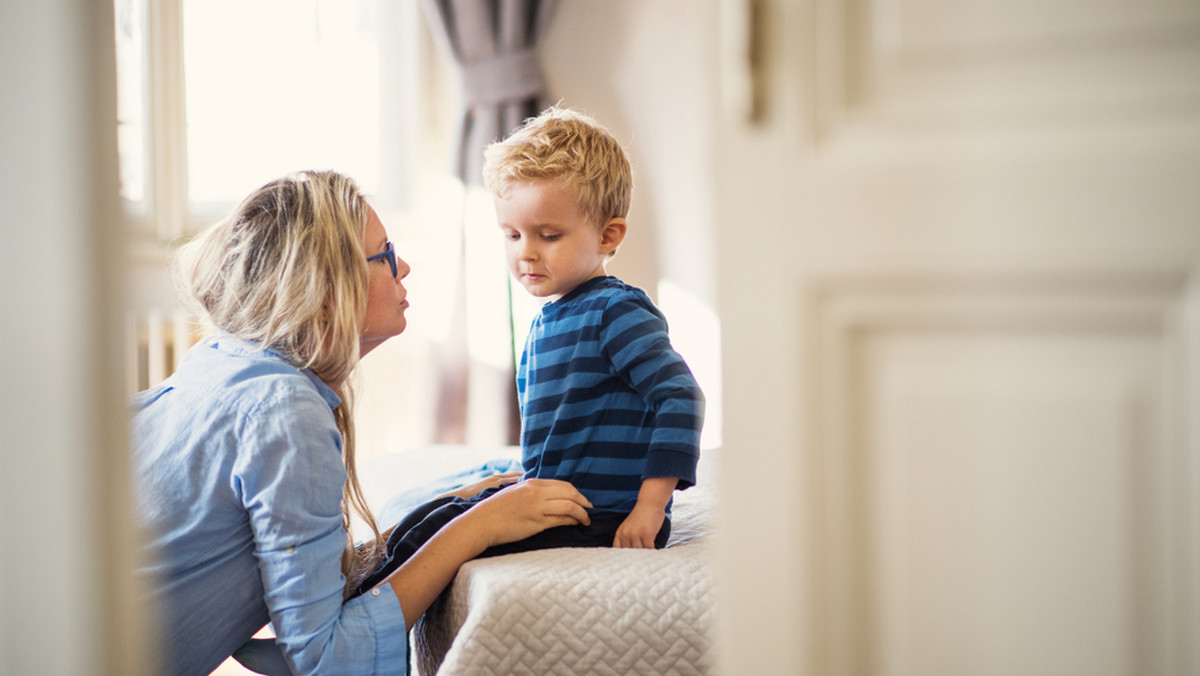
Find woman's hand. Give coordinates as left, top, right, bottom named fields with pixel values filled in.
left=438, top=471, right=524, bottom=500
left=384, top=478, right=591, bottom=628
left=466, top=479, right=593, bottom=549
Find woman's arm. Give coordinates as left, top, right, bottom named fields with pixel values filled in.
left=384, top=478, right=591, bottom=628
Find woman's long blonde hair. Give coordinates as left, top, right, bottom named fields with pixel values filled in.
left=175, top=170, right=384, bottom=595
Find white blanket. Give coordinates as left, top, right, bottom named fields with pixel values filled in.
left=412, top=467, right=717, bottom=676
left=359, top=446, right=718, bottom=676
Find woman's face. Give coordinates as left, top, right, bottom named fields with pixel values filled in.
left=360, top=205, right=411, bottom=357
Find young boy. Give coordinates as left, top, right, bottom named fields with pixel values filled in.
left=482, top=105, right=705, bottom=549
left=352, top=107, right=702, bottom=596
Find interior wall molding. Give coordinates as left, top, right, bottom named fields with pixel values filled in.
left=801, top=267, right=1199, bottom=676
left=806, top=0, right=1200, bottom=144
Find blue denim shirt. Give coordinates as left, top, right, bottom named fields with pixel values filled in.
left=131, top=336, right=406, bottom=675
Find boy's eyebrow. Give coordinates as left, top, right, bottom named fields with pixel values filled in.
left=497, top=221, right=563, bottom=230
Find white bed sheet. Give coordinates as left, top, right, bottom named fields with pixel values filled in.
left=359, top=446, right=718, bottom=676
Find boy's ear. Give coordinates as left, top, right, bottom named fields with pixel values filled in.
left=600, top=217, right=627, bottom=254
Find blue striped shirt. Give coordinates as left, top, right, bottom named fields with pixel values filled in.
left=518, top=276, right=704, bottom=517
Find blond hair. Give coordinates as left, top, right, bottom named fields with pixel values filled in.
left=482, top=105, right=632, bottom=232
left=175, top=170, right=384, bottom=595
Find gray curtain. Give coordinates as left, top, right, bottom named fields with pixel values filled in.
left=421, top=0, right=557, bottom=444
left=421, top=0, right=558, bottom=184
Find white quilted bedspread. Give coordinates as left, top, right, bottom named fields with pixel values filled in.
left=413, top=482, right=717, bottom=676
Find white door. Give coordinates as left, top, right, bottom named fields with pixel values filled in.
left=713, top=1, right=1200, bottom=674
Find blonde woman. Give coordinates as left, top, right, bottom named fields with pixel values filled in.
left=130, top=170, right=591, bottom=675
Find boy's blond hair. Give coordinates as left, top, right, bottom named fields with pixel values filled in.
left=482, top=105, right=632, bottom=230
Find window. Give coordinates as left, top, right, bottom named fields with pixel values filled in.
left=114, top=0, right=450, bottom=242
left=114, top=0, right=149, bottom=214
left=115, top=0, right=474, bottom=460
left=185, top=0, right=390, bottom=211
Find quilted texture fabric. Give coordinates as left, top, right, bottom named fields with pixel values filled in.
left=413, top=484, right=716, bottom=676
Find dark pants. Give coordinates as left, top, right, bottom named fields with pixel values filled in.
left=350, top=487, right=671, bottom=599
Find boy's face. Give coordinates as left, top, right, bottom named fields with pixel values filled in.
left=494, top=180, right=620, bottom=302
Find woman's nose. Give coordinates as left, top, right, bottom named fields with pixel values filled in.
left=395, top=255, right=412, bottom=280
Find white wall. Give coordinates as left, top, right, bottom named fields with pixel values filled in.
left=541, top=1, right=725, bottom=449
left=0, top=1, right=148, bottom=674
left=544, top=3, right=775, bottom=672
left=541, top=1, right=719, bottom=308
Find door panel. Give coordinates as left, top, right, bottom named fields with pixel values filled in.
left=806, top=275, right=1190, bottom=675
left=714, top=1, right=1200, bottom=674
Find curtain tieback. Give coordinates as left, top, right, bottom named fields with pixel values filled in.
left=460, top=49, right=547, bottom=106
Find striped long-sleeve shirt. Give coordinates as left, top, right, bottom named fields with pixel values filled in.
left=518, top=276, right=704, bottom=518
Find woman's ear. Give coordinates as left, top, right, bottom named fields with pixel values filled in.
left=600, top=217, right=628, bottom=255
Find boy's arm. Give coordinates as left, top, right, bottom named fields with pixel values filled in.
left=613, top=476, right=679, bottom=549
left=601, top=296, right=704, bottom=490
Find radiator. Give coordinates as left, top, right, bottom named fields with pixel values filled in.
left=126, top=309, right=201, bottom=394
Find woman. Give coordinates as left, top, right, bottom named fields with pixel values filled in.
left=130, top=170, right=592, bottom=675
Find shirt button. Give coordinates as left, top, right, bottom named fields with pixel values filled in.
left=285, top=546, right=295, bottom=554
left=371, top=589, right=381, bottom=596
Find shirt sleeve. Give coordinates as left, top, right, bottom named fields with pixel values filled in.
left=600, top=294, right=705, bottom=489
left=233, top=390, right=408, bottom=675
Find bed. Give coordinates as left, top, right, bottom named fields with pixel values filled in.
left=359, top=445, right=718, bottom=676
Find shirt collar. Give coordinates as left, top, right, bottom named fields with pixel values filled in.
left=206, top=334, right=343, bottom=410
left=545, top=275, right=613, bottom=309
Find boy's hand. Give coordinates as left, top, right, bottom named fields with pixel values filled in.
left=613, top=503, right=666, bottom=549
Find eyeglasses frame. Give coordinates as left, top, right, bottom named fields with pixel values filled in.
left=366, top=240, right=398, bottom=277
